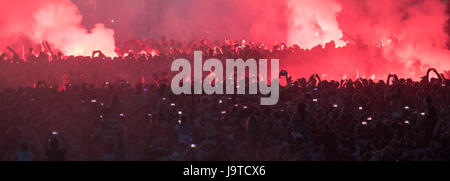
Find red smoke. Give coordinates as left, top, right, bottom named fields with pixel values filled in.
left=1, top=0, right=449, bottom=80
left=280, top=0, right=450, bottom=80
left=0, top=0, right=116, bottom=57
left=334, top=0, right=450, bottom=79
left=287, top=0, right=347, bottom=49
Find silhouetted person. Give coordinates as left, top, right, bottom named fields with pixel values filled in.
left=46, top=137, right=66, bottom=161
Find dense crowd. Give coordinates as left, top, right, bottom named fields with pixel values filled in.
left=0, top=39, right=449, bottom=161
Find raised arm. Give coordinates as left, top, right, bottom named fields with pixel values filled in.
left=45, top=41, right=54, bottom=58
left=426, top=68, right=442, bottom=83
left=6, top=46, right=19, bottom=57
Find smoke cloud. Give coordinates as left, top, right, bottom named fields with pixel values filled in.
left=77, top=0, right=449, bottom=79
left=287, top=0, right=347, bottom=49
left=1, top=0, right=449, bottom=79
left=336, top=0, right=450, bottom=78
left=0, top=0, right=116, bottom=57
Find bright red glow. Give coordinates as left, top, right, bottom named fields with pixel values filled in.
left=0, top=0, right=448, bottom=80
left=151, top=50, right=159, bottom=57
left=287, top=0, right=347, bottom=49
left=0, top=0, right=116, bottom=57
left=279, top=0, right=450, bottom=80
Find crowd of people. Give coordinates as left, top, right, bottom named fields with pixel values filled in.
left=0, top=38, right=449, bottom=161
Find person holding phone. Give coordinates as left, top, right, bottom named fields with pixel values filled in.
left=101, top=108, right=127, bottom=161
left=176, top=115, right=193, bottom=145
left=45, top=132, right=66, bottom=161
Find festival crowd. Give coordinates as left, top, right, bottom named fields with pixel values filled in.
left=0, top=38, right=449, bottom=161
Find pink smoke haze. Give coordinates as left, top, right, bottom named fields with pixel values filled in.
left=287, top=0, right=347, bottom=49
left=0, top=0, right=116, bottom=57
left=1, top=0, right=449, bottom=80
left=282, top=0, right=450, bottom=80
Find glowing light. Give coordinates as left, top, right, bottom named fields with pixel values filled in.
left=342, top=75, right=348, bottom=80
left=150, top=49, right=159, bottom=57
left=287, top=0, right=347, bottom=49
